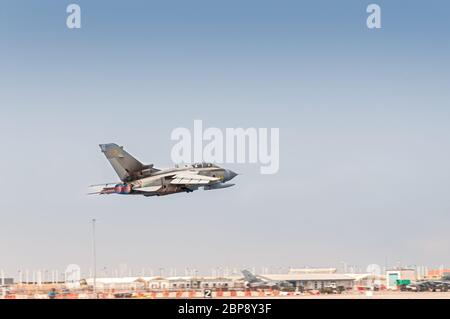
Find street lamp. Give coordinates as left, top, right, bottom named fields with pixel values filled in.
left=92, top=218, right=97, bottom=297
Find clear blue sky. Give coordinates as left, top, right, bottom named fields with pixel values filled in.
left=0, top=0, right=449, bottom=276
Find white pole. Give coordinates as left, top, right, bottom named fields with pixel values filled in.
left=92, top=218, right=97, bottom=297
left=37, top=270, right=41, bottom=286
left=1, top=269, right=4, bottom=286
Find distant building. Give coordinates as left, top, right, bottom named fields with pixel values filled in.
left=346, top=273, right=386, bottom=288
left=288, top=268, right=337, bottom=274
left=263, top=273, right=354, bottom=290
left=0, top=278, right=14, bottom=286
left=386, top=269, right=416, bottom=290
left=85, top=276, right=153, bottom=290
left=81, top=272, right=354, bottom=291
left=427, top=269, right=450, bottom=279
left=191, top=277, right=235, bottom=290
left=85, top=276, right=238, bottom=291
left=147, top=277, right=169, bottom=290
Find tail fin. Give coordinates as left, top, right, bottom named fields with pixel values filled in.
left=242, top=269, right=259, bottom=283
left=99, top=143, right=145, bottom=182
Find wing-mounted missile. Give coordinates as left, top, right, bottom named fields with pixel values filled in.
left=203, top=183, right=235, bottom=190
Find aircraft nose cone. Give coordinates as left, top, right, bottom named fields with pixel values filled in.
left=225, top=169, right=238, bottom=181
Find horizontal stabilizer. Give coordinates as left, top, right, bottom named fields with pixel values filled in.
left=87, top=183, right=117, bottom=195
left=89, top=182, right=118, bottom=188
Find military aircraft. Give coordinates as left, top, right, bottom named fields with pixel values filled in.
left=89, top=143, right=238, bottom=197
left=241, top=270, right=294, bottom=290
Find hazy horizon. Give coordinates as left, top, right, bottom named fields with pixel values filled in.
left=1, top=0, right=450, bottom=277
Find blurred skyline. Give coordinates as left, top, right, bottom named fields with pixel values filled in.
left=1, top=0, right=450, bottom=276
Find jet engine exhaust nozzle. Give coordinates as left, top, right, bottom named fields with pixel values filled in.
left=114, top=184, right=132, bottom=194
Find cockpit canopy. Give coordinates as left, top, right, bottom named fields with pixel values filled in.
left=191, top=162, right=219, bottom=168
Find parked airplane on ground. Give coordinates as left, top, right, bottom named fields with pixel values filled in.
left=241, top=270, right=294, bottom=290
left=89, top=143, right=238, bottom=197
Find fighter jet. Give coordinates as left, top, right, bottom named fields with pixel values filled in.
left=241, top=270, right=294, bottom=290
left=89, top=143, right=238, bottom=197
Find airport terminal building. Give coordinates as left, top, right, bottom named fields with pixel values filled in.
left=263, top=273, right=354, bottom=290
left=84, top=271, right=355, bottom=291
